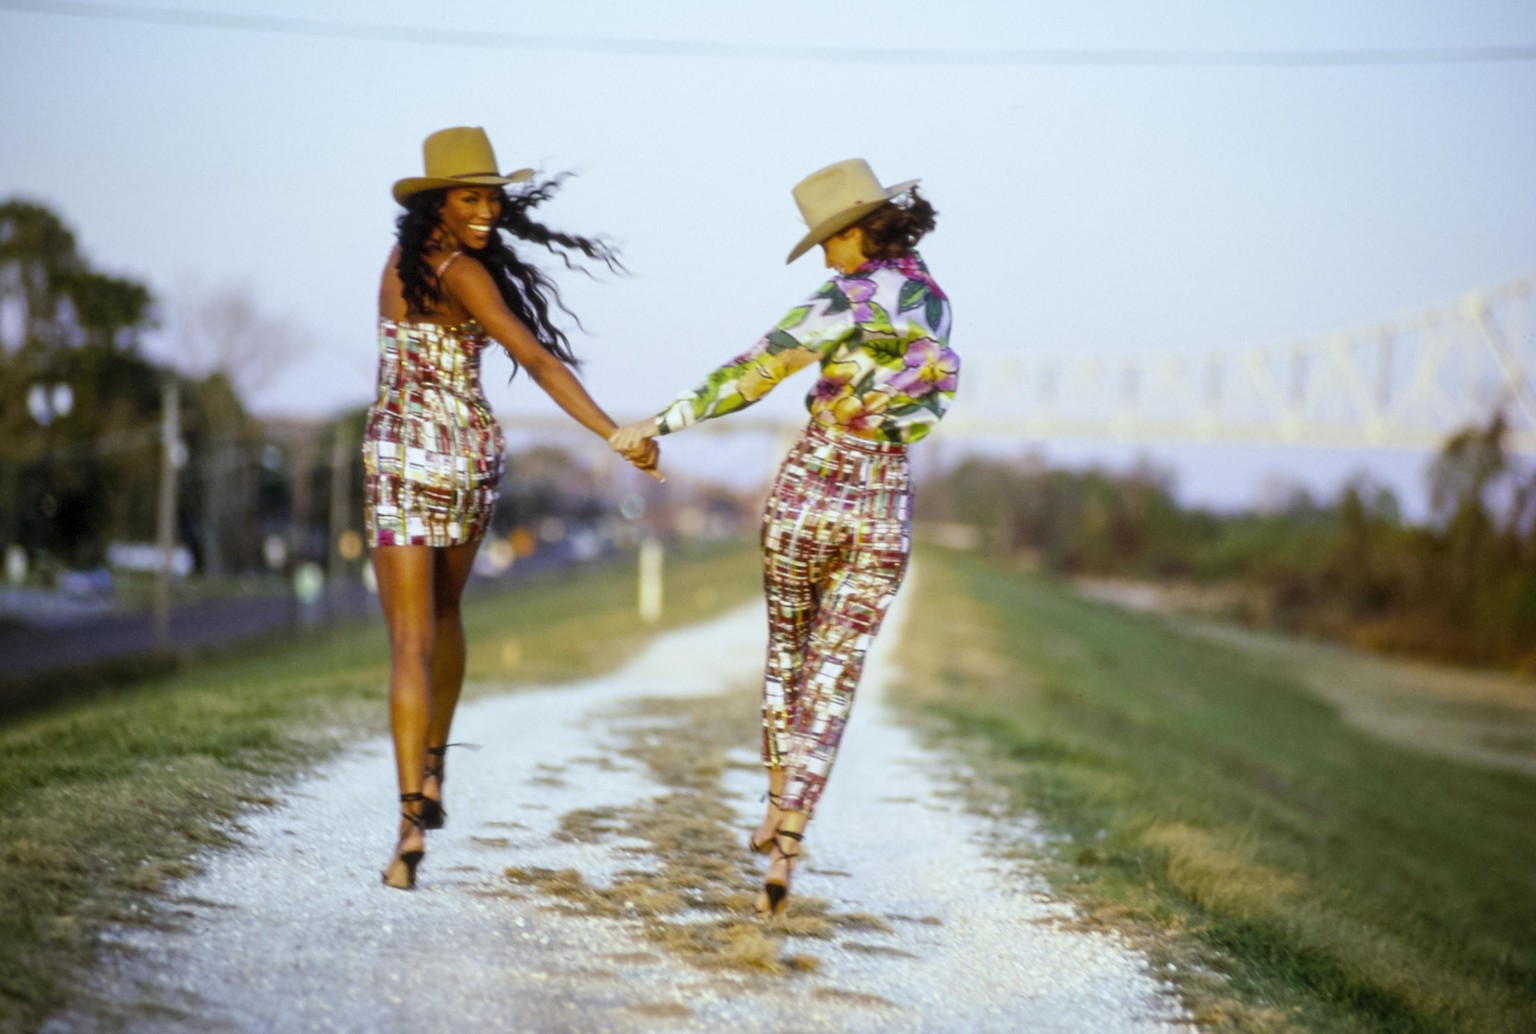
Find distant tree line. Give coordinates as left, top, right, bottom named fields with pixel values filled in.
left=936, top=416, right=1536, bottom=671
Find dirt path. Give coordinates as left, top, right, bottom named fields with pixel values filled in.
left=46, top=570, right=1189, bottom=1033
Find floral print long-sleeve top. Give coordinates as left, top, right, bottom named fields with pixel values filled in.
left=654, top=253, right=958, bottom=445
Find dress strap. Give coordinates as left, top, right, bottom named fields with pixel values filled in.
left=435, top=251, right=463, bottom=278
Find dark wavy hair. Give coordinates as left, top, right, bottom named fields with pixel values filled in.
left=853, top=187, right=937, bottom=260
left=395, top=175, right=622, bottom=372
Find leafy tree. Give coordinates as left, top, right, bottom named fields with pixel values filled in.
left=935, top=410, right=1536, bottom=670
left=0, top=199, right=163, bottom=567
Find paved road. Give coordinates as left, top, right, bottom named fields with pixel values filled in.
left=0, top=552, right=581, bottom=715
left=44, top=568, right=1190, bottom=1033
left=0, top=584, right=372, bottom=717
left=0, top=591, right=349, bottom=675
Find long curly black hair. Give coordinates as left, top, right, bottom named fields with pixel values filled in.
left=395, top=175, right=622, bottom=372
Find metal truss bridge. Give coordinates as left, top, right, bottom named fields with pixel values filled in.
left=944, top=273, right=1536, bottom=454
left=500, top=273, right=1536, bottom=455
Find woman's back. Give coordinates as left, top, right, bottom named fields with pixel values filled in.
left=363, top=248, right=503, bottom=549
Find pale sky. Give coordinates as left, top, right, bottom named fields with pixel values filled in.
left=3, top=0, right=1534, bottom=514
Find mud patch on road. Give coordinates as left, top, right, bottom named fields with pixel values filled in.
left=840, top=941, right=919, bottom=959
left=500, top=691, right=914, bottom=979
left=811, top=986, right=901, bottom=1008
left=627, top=1001, right=693, bottom=1019
left=554, top=805, right=624, bottom=843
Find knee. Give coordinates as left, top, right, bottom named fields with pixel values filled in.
left=389, top=626, right=434, bottom=673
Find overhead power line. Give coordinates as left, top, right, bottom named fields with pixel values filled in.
left=4, top=0, right=1536, bottom=67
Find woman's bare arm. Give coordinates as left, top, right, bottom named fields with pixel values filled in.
left=443, top=256, right=661, bottom=479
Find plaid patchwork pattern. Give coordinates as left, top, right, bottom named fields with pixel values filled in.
left=362, top=319, right=505, bottom=548
left=760, top=423, right=912, bottom=817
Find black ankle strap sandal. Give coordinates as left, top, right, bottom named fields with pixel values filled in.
left=760, top=829, right=803, bottom=917
left=399, top=791, right=428, bottom=829
left=748, top=792, right=790, bottom=854
left=421, top=742, right=477, bottom=830
left=383, top=793, right=428, bottom=891
left=772, top=829, right=803, bottom=856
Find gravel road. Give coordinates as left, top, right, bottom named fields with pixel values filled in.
left=45, top=569, right=1192, bottom=1033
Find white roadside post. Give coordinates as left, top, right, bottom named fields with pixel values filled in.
left=153, top=381, right=182, bottom=650
left=638, top=536, right=663, bottom=625
left=3, top=546, right=25, bottom=586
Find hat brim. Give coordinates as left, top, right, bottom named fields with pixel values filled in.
left=392, top=168, right=535, bottom=205
left=785, top=178, right=920, bottom=264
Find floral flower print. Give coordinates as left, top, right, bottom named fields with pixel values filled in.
left=888, top=337, right=959, bottom=399
left=738, top=350, right=799, bottom=402
left=814, top=384, right=892, bottom=435
left=811, top=358, right=861, bottom=404
left=842, top=278, right=879, bottom=322
left=886, top=253, right=946, bottom=300
left=656, top=252, right=957, bottom=444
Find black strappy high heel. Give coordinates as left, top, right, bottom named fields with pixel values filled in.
left=758, top=829, right=803, bottom=918
left=421, top=747, right=449, bottom=830
left=420, top=741, right=477, bottom=830
left=382, top=792, right=426, bottom=891
left=748, top=791, right=787, bottom=854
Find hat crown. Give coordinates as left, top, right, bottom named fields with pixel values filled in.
left=421, top=126, right=500, bottom=179
left=392, top=127, right=533, bottom=205
left=782, top=158, right=918, bottom=264
left=792, top=159, right=887, bottom=229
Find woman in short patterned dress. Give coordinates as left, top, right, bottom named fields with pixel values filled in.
left=370, top=127, right=659, bottom=890
left=611, top=158, right=958, bottom=916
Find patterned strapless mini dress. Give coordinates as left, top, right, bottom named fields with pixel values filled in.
left=361, top=316, right=505, bottom=547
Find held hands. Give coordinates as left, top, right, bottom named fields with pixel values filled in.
left=609, top=418, right=658, bottom=456
left=609, top=418, right=664, bottom=481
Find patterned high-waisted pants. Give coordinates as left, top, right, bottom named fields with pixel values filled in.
left=760, top=423, right=912, bottom=817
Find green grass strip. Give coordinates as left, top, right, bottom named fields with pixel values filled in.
left=894, top=549, right=1536, bottom=1033
left=0, top=542, right=761, bottom=1032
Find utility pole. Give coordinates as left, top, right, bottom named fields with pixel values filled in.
left=288, top=435, right=315, bottom=568
left=200, top=423, right=234, bottom=581
left=327, top=421, right=351, bottom=606
left=153, top=380, right=181, bottom=649
left=0, top=459, right=17, bottom=575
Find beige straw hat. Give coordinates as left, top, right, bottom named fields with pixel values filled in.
left=785, top=158, right=919, bottom=264
left=392, top=127, right=534, bottom=205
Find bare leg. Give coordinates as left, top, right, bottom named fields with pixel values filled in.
left=421, top=540, right=481, bottom=817
left=371, top=544, right=436, bottom=886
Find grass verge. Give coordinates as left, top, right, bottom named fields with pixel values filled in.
left=893, top=548, right=1536, bottom=1033
left=0, top=541, right=760, bottom=1034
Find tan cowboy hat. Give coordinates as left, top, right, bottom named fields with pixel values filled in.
left=785, top=158, right=919, bottom=264
left=392, top=126, right=534, bottom=205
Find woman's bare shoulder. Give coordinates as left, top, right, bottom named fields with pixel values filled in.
left=436, top=249, right=490, bottom=282
left=436, top=253, right=501, bottom=313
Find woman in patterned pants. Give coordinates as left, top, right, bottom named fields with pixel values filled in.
left=611, top=158, right=959, bottom=916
